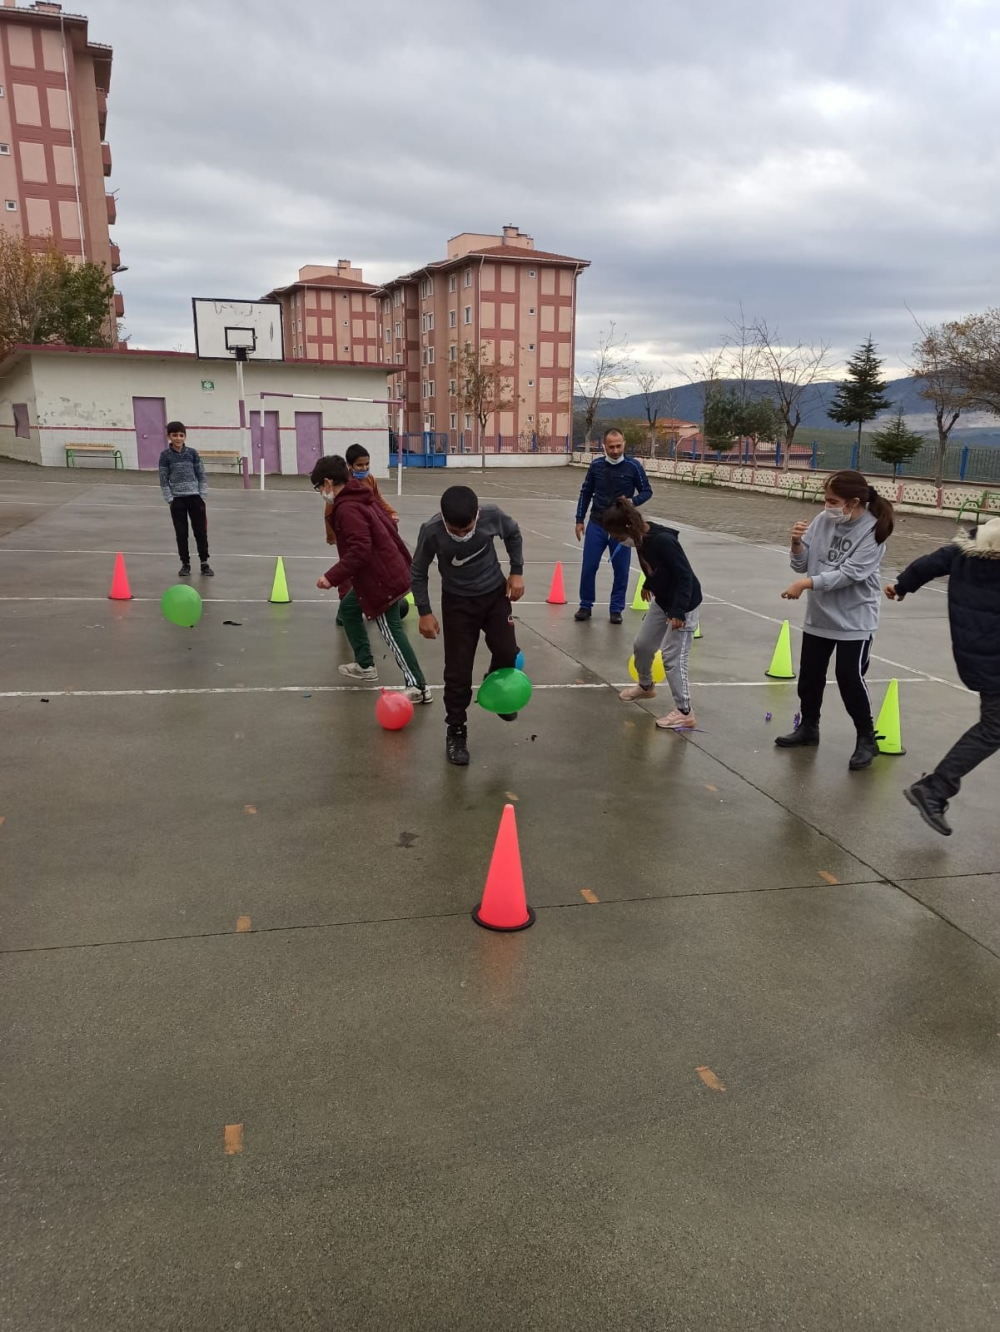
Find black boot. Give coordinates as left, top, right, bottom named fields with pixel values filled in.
left=574, top=607, right=591, bottom=621
left=446, top=724, right=470, bottom=766
left=775, top=722, right=820, bottom=748
left=904, top=777, right=952, bottom=836
left=849, top=729, right=880, bottom=770
left=179, top=562, right=191, bottom=577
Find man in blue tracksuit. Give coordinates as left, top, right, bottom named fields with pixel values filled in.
left=574, top=428, right=652, bottom=622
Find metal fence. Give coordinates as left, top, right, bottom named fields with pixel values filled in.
left=390, top=431, right=572, bottom=465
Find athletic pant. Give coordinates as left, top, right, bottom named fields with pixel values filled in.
left=634, top=602, right=700, bottom=713
left=579, top=520, right=631, bottom=613
left=339, top=590, right=374, bottom=669
left=927, top=692, right=1000, bottom=799
left=372, top=600, right=426, bottom=690
left=798, top=632, right=873, bottom=732
left=169, top=494, right=209, bottom=564
left=442, top=583, right=517, bottom=726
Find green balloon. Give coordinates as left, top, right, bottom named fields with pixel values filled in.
left=161, top=583, right=203, bottom=628
left=477, top=667, right=532, bottom=714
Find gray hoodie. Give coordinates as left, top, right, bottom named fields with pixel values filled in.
left=791, top=509, right=884, bottom=640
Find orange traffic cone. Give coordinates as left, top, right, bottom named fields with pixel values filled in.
left=546, top=560, right=567, bottom=605
left=472, top=804, right=535, bottom=931
left=108, top=551, right=132, bottom=601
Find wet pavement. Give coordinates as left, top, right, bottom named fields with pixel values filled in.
left=1, top=462, right=998, bottom=1331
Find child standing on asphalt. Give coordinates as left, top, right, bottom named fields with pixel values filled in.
left=410, top=485, right=524, bottom=766
left=158, top=421, right=214, bottom=578
left=311, top=456, right=431, bottom=705
left=775, top=470, right=894, bottom=771
left=602, top=498, right=703, bottom=731
left=886, top=517, right=1000, bottom=836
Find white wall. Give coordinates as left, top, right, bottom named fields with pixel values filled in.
left=444, top=452, right=570, bottom=469
left=17, top=353, right=391, bottom=474
left=0, top=359, right=41, bottom=464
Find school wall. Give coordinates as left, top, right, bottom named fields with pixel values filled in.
left=11, top=353, right=391, bottom=474
left=0, top=359, right=41, bottom=464
left=443, top=452, right=571, bottom=469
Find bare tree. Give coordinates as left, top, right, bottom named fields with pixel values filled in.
left=635, top=368, right=665, bottom=455
left=575, top=322, right=633, bottom=444
left=752, top=319, right=832, bottom=469
left=457, top=341, right=517, bottom=471
left=910, top=314, right=970, bottom=487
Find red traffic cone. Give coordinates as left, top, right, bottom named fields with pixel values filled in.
left=472, top=804, right=535, bottom=931
left=108, top=551, right=132, bottom=601
left=546, top=560, right=567, bottom=605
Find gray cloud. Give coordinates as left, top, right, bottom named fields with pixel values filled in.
left=88, top=0, right=1000, bottom=379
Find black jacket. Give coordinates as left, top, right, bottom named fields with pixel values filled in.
left=894, top=522, right=1000, bottom=693
left=638, top=522, right=702, bottom=619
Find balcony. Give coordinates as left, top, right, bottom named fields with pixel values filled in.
left=113, top=291, right=124, bottom=319
left=96, top=88, right=107, bottom=137
left=105, top=193, right=116, bottom=225
left=109, top=242, right=123, bottom=272
left=102, top=142, right=112, bottom=177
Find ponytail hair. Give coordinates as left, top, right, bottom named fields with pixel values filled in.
left=598, top=496, right=648, bottom=545
left=826, top=469, right=894, bottom=545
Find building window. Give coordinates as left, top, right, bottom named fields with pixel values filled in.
left=0, top=144, right=9, bottom=156
left=394, top=322, right=401, bottom=338
left=383, top=299, right=391, bottom=314
left=12, top=403, right=30, bottom=438
left=449, top=345, right=457, bottom=361
left=385, top=328, right=390, bottom=342
left=463, top=307, right=471, bottom=324
left=450, top=413, right=457, bottom=429
left=528, top=307, right=535, bottom=315
left=464, top=269, right=471, bottom=287
left=427, top=346, right=435, bottom=364
left=343, top=345, right=349, bottom=353
left=528, top=269, right=536, bottom=277
left=527, top=379, right=534, bottom=387
left=527, top=414, right=534, bottom=423
left=0, top=86, right=5, bottom=98
left=448, top=379, right=456, bottom=395
left=528, top=342, right=535, bottom=351
left=427, top=313, right=434, bottom=331
left=5, top=200, right=16, bottom=211
left=428, top=381, right=435, bottom=397
left=428, top=414, right=435, bottom=428
left=449, top=275, right=457, bottom=292
left=420, top=277, right=434, bottom=298
left=465, top=414, right=473, bottom=429
left=395, top=352, right=401, bottom=364
left=448, top=310, right=456, bottom=328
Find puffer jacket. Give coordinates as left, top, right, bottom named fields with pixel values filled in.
left=323, top=480, right=411, bottom=620
left=894, top=518, right=1000, bottom=693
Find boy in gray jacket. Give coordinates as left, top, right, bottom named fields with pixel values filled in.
left=774, top=470, right=895, bottom=770
left=158, top=421, right=213, bottom=577
left=411, top=485, right=524, bottom=766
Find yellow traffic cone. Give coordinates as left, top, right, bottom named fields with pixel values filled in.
left=765, top=620, right=795, bottom=679
left=269, top=556, right=291, bottom=604
left=875, top=679, right=905, bottom=755
left=631, top=575, right=647, bottom=610
left=693, top=620, right=702, bottom=640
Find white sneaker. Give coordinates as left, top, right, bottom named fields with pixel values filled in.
left=405, top=686, right=434, bottom=705
left=656, top=709, right=697, bottom=730
left=619, top=684, right=657, bottom=701
left=339, top=663, right=378, bottom=681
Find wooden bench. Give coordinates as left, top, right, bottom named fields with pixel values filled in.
left=65, top=443, right=123, bottom=469
left=197, top=449, right=243, bottom=472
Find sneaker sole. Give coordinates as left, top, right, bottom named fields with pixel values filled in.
left=903, top=786, right=952, bottom=836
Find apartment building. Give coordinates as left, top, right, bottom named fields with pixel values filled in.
left=375, top=225, right=588, bottom=447
left=265, top=261, right=381, bottom=365
left=0, top=1, right=123, bottom=326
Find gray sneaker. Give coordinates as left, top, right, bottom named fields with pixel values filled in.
left=405, top=686, right=434, bottom=705
left=338, top=663, right=378, bottom=681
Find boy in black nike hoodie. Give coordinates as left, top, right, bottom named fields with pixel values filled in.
left=599, top=497, right=703, bottom=731
left=411, top=485, right=524, bottom=765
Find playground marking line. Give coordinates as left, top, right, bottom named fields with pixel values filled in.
left=695, top=1067, right=727, bottom=1092
left=223, top=1124, right=244, bottom=1155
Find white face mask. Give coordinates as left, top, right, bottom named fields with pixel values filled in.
left=605, top=451, right=625, bottom=465
left=825, top=502, right=853, bottom=524
left=445, top=511, right=479, bottom=542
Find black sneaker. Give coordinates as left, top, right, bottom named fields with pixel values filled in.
left=497, top=712, right=518, bottom=723
left=609, top=611, right=623, bottom=624
left=904, top=779, right=952, bottom=836
left=200, top=563, right=214, bottom=577
left=446, top=724, right=470, bottom=766
left=849, top=730, right=880, bottom=771
left=178, top=563, right=191, bottom=577
left=775, top=723, right=820, bottom=748
left=574, top=607, right=592, bottom=621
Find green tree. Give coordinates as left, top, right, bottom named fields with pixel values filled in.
left=50, top=260, right=116, bottom=347
left=703, top=385, right=782, bottom=457
left=828, top=337, right=892, bottom=451
left=871, top=408, right=924, bottom=479
left=0, top=232, right=115, bottom=352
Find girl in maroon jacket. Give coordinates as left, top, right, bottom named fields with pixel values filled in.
left=311, top=456, right=431, bottom=705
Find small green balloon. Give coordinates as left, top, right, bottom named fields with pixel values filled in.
left=161, top=583, right=203, bottom=628
left=477, top=667, right=532, bottom=714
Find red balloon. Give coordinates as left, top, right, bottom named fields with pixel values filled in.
left=375, top=688, right=414, bottom=731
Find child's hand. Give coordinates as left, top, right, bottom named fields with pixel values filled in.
left=885, top=583, right=904, bottom=601
left=641, top=585, right=652, bottom=602
left=781, top=580, right=809, bottom=600
left=418, top=614, right=440, bottom=640
left=316, top=576, right=331, bottom=590
left=506, top=574, right=525, bottom=602
left=670, top=617, right=686, bottom=630
left=791, top=520, right=809, bottom=544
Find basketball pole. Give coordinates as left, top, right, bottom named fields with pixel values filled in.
left=396, top=401, right=403, bottom=498
left=235, top=353, right=251, bottom=490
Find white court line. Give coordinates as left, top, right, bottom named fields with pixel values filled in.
left=0, top=678, right=930, bottom=700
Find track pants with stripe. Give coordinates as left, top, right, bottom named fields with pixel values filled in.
left=372, top=600, right=426, bottom=691
left=798, top=632, right=874, bottom=732
left=633, top=602, right=700, bottom=713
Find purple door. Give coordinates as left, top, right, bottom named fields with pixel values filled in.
left=249, top=410, right=281, bottom=474
left=133, top=396, right=167, bottom=469
left=294, top=412, right=323, bottom=474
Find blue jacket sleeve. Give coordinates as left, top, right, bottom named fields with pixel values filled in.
left=575, top=460, right=597, bottom=524
left=894, top=544, right=956, bottom=596
left=631, top=459, right=652, bottom=507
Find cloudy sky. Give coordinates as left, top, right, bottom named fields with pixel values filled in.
left=87, top=0, right=1000, bottom=384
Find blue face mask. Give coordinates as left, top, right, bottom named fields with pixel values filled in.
left=353, top=468, right=370, bottom=480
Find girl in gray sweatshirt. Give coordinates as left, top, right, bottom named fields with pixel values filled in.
left=774, top=470, right=895, bottom=771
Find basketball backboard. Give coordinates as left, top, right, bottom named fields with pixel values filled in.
left=192, top=299, right=284, bottom=361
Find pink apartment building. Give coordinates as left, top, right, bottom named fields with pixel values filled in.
left=0, top=1, right=123, bottom=327
left=375, top=225, right=589, bottom=448
left=265, top=261, right=380, bottom=365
